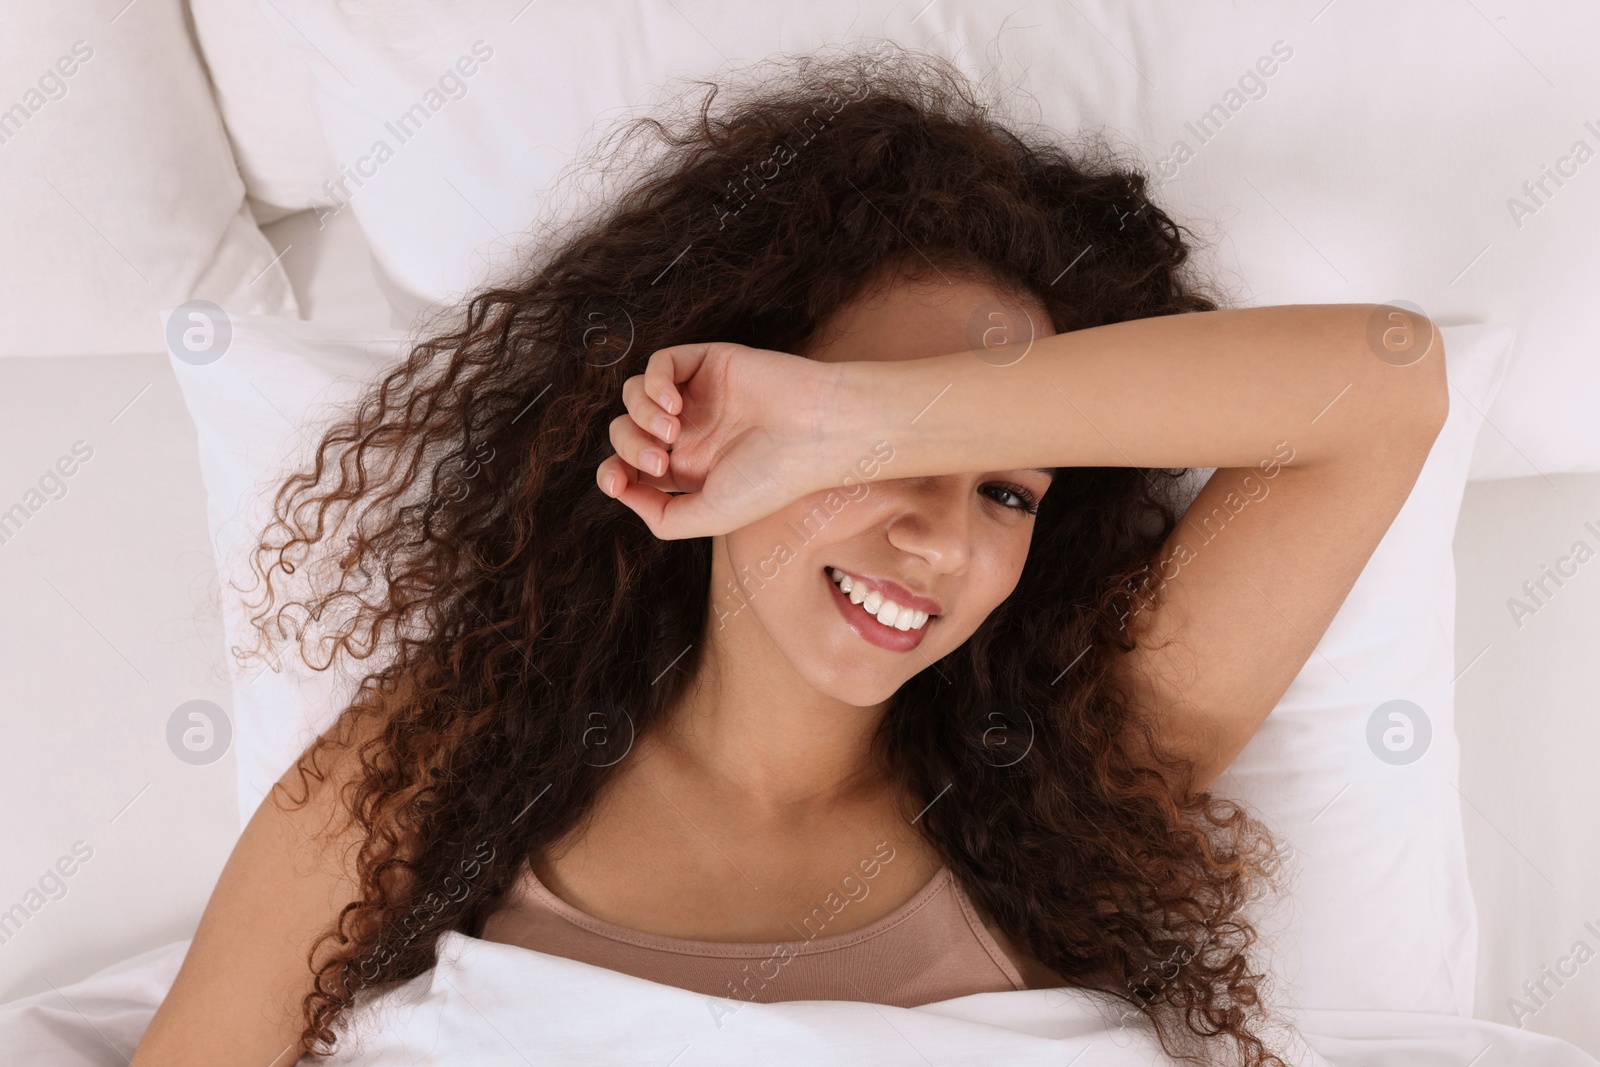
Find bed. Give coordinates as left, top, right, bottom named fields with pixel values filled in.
left=1, top=1, right=1597, bottom=1063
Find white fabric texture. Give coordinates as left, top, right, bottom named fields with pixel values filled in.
left=1, top=932, right=1596, bottom=1066
left=1201, top=322, right=1512, bottom=1016
left=163, top=311, right=408, bottom=826
left=245, top=0, right=1600, bottom=478
left=0, top=1, right=296, bottom=357
left=188, top=0, right=339, bottom=222
left=166, top=313, right=1511, bottom=1023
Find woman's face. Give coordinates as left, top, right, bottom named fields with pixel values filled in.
left=707, top=268, right=1057, bottom=706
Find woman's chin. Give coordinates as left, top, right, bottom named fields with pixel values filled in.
left=781, top=647, right=921, bottom=708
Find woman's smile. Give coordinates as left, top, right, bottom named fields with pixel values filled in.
left=823, top=565, right=937, bottom=652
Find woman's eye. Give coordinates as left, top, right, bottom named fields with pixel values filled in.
left=983, top=483, right=1040, bottom=514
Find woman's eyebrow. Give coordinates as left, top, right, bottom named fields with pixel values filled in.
left=1025, top=467, right=1057, bottom=479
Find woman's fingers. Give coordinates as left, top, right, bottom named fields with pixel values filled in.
left=600, top=340, right=824, bottom=540
left=603, top=344, right=729, bottom=508
left=597, top=452, right=678, bottom=500
left=620, top=341, right=723, bottom=445
left=606, top=415, right=682, bottom=488
left=598, top=455, right=721, bottom=542
left=620, top=373, right=678, bottom=446
left=643, top=343, right=714, bottom=417
left=596, top=453, right=636, bottom=499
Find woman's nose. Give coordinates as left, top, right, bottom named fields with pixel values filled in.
left=884, top=479, right=973, bottom=573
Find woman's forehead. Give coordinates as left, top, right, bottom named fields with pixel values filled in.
left=803, top=271, right=1053, bottom=364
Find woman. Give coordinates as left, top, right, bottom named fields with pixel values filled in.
left=132, top=44, right=1446, bottom=1067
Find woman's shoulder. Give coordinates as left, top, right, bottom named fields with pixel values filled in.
left=133, top=710, right=390, bottom=1066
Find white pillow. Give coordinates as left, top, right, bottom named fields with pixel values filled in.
left=249, top=0, right=1596, bottom=478
left=165, top=312, right=409, bottom=829
left=1206, top=322, right=1514, bottom=1017
left=0, top=1, right=297, bottom=356
left=168, top=311, right=1512, bottom=1020
left=188, top=0, right=340, bottom=222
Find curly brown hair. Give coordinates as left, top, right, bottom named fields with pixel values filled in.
left=240, top=41, right=1291, bottom=1067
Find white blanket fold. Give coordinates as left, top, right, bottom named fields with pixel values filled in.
left=321, top=932, right=1599, bottom=1067
left=2, top=934, right=1597, bottom=1067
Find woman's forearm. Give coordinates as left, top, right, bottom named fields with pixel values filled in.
left=830, top=303, right=1448, bottom=478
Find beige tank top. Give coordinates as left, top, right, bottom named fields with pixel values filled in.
left=479, top=863, right=1029, bottom=1008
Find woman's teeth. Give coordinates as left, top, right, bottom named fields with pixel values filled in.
left=828, top=568, right=931, bottom=632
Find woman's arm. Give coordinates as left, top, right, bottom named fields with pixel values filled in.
left=131, top=715, right=391, bottom=1067
left=836, top=303, right=1450, bottom=797
left=834, top=303, right=1443, bottom=477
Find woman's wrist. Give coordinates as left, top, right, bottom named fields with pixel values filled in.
left=821, top=351, right=1010, bottom=486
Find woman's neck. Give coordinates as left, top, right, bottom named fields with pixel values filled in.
left=651, top=644, right=893, bottom=819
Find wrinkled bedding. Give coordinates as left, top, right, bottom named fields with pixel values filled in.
left=3, top=933, right=1595, bottom=1066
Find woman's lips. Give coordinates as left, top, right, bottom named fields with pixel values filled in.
left=824, top=567, right=932, bottom=652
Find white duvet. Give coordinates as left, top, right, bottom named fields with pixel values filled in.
left=3, top=932, right=1595, bottom=1067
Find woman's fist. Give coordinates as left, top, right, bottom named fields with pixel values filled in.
left=597, top=341, right=843, bottom=540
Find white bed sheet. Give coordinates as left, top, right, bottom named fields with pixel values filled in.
left=2, top=933, right=1595, bottom=1067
